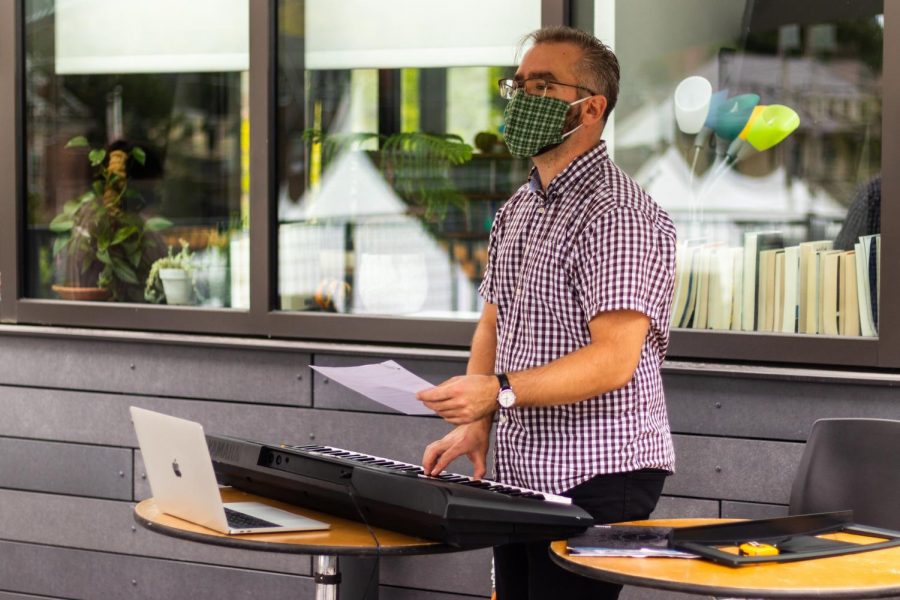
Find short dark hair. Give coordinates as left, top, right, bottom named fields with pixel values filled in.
left=524, top=26, right=619, bottom=121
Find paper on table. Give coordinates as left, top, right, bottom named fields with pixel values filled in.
left=309, top=360, right=436, bottom=415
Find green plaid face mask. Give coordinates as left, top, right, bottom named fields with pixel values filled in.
left=503, top=91, right=587, bottom=158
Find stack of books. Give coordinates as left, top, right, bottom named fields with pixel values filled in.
left=670, top=233, right=879, bottom=337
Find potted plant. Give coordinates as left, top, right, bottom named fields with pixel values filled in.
left=49, top=137, right=172, bottom=301
left=144, top=240, right=196, bottom=305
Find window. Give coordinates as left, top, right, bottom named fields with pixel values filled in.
left=604, top=0, right=884, bottom=338
left=24, top=0, right=250, bottom=307
left=276, top=0, right=538, bottom=318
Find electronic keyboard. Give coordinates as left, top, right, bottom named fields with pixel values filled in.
left=206, top=435, right=594, bottom=547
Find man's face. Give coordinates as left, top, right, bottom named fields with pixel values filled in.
left=514, top=42, right=587, bottom=143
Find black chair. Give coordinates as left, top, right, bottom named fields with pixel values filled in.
left=789, top=418, right=900, bottom=530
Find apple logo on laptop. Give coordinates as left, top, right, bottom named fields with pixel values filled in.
left=172, top=459, right=183, bottom=478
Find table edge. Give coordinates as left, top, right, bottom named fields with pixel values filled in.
left=132, top=505, right=465, bottom=557
left=548, top=545, right=900, bottom=599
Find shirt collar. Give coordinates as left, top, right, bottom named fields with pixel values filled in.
left=526, top=141, right=609, bottom=204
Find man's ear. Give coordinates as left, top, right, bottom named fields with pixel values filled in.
left=585, top=95, right=608, bottom=125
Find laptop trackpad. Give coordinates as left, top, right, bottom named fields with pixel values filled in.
left=226, top=502, right=330, bottom=530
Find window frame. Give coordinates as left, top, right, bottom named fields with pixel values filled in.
left=1, top=0, right=898, bottom=366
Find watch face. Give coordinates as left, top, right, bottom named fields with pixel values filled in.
left=498, top=388, right=517, bottom=408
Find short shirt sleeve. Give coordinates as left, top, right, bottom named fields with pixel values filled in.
left=572, top=206, right=666, bottom=320
left=477, top=204, right=506, bottom=304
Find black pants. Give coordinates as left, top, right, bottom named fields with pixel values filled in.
left=494, top=469, right=668, bottom=600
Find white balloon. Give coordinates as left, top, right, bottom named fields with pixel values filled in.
left=674, top=76, right=713, bottom=134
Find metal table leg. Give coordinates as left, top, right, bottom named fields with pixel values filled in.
left=314, top=555, right=379, bottom=599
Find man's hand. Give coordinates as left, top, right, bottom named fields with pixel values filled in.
left=422, top=421, right=490, bottom=478
left=416, top=374, right=499, bottom=425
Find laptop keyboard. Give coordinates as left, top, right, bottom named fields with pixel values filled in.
left=224, top=507, right=280, bottom=529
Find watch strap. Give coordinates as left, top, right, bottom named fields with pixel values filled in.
left=496, top=372, right=511, bottom=390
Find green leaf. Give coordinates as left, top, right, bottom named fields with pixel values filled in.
left=144, top=217, right=173, bottom=231
left=49, top=213, right=75, bottom=233
left=62, top=200, right=80, bottom=216
left=127, top=246, right=142, bottom=268
left=111, top=225, right=138, bottom=246
left=65, top=136, right=89, bottom=148
left=92, top=181, right=104, bottom=197
left=131, top=147, right=146, bottom=166
left=88, top=149, right=106, bottom=167
left=52, top=235, right=70, bottom=256
left=96, top=247, right=112, bottom=265
left=111, top=258, right=139, bottom=284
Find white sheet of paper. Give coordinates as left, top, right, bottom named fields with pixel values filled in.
left=309, top=360, right=436, bottom=415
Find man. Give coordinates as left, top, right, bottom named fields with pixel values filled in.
left=417, top=26, right=677, bottom=599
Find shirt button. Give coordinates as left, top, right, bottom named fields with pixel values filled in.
left=515, top=288, right=521, bottom=296
left=537, top=207, right=545, bottom=214
left=507, top=332, right=513, bottom=340
left=499, top=413, right=508, bottom=424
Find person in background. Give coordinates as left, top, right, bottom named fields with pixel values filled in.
left=417, top=26, right=678, bottom=600
left=834, top=174, right=881, bottom=250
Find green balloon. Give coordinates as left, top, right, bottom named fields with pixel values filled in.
left=746, top=105, right=800, bottom=151
left=714, top=94, right=760, bottom=141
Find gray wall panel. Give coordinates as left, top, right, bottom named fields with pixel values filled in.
left=0, top=336, right=311, bottom=405
left=0, top=437, right=131, bottom=499
left=666, top=435, right=804, bottom=504
left=0, top=489, right=309, bottom=576
left=312, top=354, right=465, bottom=413
left=621, top=587, right=711, bottom=599
left=665, top=374, right=900, bottom=441
left=0, top=541, right=311, bottom=600
left=0, top=387, right=308, bottom=447
left=651, top=495, right=719, bottom=519
left=380, top=548, right=492, bottom=596
left=721, top=501, right=789, bottom=520
left=379, top=586, right=486, bottom=600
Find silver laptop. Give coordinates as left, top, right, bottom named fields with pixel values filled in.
left=130, top=406, right=330, bottom=535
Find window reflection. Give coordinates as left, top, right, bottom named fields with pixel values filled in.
left=24, top=0, right=250, bottom=307
left=277, top=0, right=535, bottom=318
left=610, top=0, right=883, bottom=336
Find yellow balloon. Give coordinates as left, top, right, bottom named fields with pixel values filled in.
left=746, top=105, right=800, bottom=151
left=737, top=105, right=766, bottom=141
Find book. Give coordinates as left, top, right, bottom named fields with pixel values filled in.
left=730, top=248, right=744, bottom=331
left=691, top=247, right=714, bottom=330
left=671, top=240, right=709, bottom=328
left=860, top=234, right=880, bottom=332
left=567, top=525, right=696, bottom=558
left=773, top=250, right=785, bottom=332
left=707, top=247, right=739, bottom=330
left=798, top=240, right=833, bottom=334
left=839, top=251, right=860, bottom=337
left=757, top=248, right=779, bottom=332
left=819, top=250, right=841, bottom=336
left=854, top=241, right=876, bottom=337
left=780, top=246, right=800, bottom=333
left=741, top=231, right=783, bottom=331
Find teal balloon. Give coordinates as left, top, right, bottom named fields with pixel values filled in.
left=704, top=89, right=729, bottom=128
left=714, top=94, right=761, bottom=141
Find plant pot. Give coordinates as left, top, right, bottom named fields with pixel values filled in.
left=51, top=284, right=110, bottom=302
left=159, top=268, right=193, bottom=305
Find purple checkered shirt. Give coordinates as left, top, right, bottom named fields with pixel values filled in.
left=478, top=141, right=677, bottom=495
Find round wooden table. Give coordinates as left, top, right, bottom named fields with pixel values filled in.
left=549, top=519, right=900, bottom=599
left=135, top=487, right=454, bottom=599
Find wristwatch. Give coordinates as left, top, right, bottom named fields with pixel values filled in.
left=496, top=373, right=517, bottom=408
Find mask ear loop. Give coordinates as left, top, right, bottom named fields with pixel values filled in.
left=561, top=95, right=592, bottom=138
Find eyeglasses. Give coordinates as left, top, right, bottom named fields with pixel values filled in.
left=497, top=77, right=597, bottom=100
